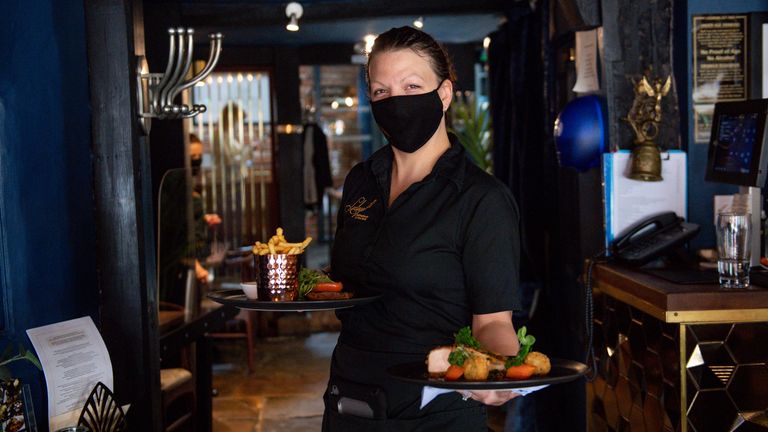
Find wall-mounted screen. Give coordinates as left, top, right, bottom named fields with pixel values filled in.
left=705, top=99, right=768, bottom=188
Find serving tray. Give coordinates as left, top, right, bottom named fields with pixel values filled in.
left=387, top=358, right=588, bottom=390
left=206, top=289, right=382, bottom=312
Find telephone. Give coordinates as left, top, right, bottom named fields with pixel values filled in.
left=611, top=212, right=700, bottom=266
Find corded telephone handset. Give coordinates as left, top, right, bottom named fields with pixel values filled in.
left=611, top=212, right=700, bottom=266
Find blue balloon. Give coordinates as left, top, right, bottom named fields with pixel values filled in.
left=553, top=95, right=607, bottom=172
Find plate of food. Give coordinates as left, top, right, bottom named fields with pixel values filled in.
left=206, top=289, right=382, bottom=312
left=387, top=327, right=588, bottom=390
left=207, top=228, right=383, bottom=311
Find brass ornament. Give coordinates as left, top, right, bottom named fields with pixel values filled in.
left=624, top=75, right=672, bottom=181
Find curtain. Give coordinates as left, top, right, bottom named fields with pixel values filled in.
left=489, top=3, right=558, bottom=298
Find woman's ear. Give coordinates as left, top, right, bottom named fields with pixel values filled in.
left=438, top=80, right=453, bottom=112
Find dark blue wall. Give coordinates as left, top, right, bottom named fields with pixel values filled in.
left=684, top=0, right=768, bottom=248
left=0, top=0, right=99, bottom=428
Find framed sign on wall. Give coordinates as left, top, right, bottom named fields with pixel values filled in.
left=692, top=14, right=749, bottom=143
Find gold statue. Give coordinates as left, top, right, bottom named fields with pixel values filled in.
left=624, top=75, right=672, bottom=181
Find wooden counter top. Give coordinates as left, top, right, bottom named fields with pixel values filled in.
left=592, top=263, right=768, bottom=323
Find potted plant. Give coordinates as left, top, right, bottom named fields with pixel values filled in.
left=0, top=343, right=41, bottom=431
left=0, top=344, right=41, bottom=379
left=449, top=91, right=493, bottom=173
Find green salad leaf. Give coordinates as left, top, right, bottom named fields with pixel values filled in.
left=298, top=268, right=332, bottom=299
left=454, top=326, right=481, bottom=349
left=505, top=326, right=536, bottom=368
left=448, top=346, right=470, bottom=366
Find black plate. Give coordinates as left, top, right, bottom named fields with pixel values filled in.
left=387, top=358, right=588, bottom=390
left=206, top=289, right=382, bottom=311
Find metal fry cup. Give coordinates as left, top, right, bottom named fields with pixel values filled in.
left=257, top=254, right=299, bottom=301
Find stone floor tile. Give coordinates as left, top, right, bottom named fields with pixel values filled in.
left=262, top=394, right=325, bottom=420
left=262, top=415, right=324, bottom=432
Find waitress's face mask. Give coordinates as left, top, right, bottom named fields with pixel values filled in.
left=191, top=157, right=202, bottom=176
left=371, top=85, right=445, bottom=153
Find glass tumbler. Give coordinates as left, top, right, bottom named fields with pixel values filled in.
left=716, top=212, right=751, bottom=288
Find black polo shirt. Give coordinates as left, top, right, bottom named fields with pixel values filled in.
left=331, top=137, right=521, bottom=355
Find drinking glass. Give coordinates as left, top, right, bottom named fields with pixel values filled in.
left=716, top=212, right=751, bottom=288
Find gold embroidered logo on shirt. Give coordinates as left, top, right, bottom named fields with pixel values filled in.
left=345, top=197, right=377, bottom=221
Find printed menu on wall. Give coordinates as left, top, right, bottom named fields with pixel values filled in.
left=692, top=14, right=748, bottom=143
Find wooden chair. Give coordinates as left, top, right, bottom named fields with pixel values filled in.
left=206, top=247, right=256, bottom=373
left=207, top=309, right=255, bottom=373
left=160, top=368, right=195, bottom=432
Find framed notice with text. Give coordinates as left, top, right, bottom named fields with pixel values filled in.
left=692, top=15, right=748, bottom=143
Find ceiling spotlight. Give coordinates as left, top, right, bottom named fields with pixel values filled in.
left=413, top=17, right=424, bottom=29
left=285, top=2, right=303, bottom=32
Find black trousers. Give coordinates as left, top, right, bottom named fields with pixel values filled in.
left=322, top=342, right=488, bottom=432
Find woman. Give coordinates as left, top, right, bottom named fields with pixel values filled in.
left=324, top=26, right=522, bottom=431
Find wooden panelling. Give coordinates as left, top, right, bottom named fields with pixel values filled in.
left=84, top=0, right=162, bottom=429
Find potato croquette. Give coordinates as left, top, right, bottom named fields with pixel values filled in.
left=524, top=351, right=551, bottom=375
left=463, top=355, right=490, bottom=381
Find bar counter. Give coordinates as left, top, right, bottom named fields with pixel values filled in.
left=588, top=263, right=768, bottom=431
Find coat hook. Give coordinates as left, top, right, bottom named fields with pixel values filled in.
left=137, top=28, right=223, bottom=135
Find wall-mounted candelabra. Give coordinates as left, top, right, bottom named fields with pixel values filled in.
left=137, top=28, right=223, bottom=135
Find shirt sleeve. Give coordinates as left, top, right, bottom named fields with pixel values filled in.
left=461, top=184, right=521, bottom=314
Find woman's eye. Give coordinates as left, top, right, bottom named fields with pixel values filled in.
left=372, top=89, right=387, bottom=96
left=407, top=84, right=421, bottom=90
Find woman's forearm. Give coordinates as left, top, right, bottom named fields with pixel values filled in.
left=472, top=311, right=520, bottom=356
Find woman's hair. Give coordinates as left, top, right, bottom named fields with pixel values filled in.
left=366, top=26, right=457, bottom=90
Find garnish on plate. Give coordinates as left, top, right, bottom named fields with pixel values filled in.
left=298, top=268, right=348, bottom=300
left=426, top=326, right=551, bottom=382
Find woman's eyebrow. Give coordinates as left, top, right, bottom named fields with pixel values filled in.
left=370, top=79, right=388, bottom=88
left=400, top=73, right=424, bottom=83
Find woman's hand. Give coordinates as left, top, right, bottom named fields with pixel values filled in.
left=195, top=259, right=209, bottom=283
left=204, top=213, right=222, bottom=228
left=457, top=390, right=520, bottom=406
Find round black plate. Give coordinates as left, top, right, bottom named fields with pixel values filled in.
left=206, top=289, right=383, bottom=311
left=386, top=358, right=588, bottom=390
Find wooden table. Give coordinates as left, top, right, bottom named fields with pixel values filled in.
left=588, top=263, right=768, bottom=432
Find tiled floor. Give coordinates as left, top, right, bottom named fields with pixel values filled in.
left=211, top=330, right=508, bottom=432
left=212, top=332, right=335, bottom=431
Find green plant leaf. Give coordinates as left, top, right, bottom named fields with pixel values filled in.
left=1, top=343, right=13, bottom=361
left=449, top=92, right=493, bottom=173
left=0, top=343, right=42, bottom=371
left=0, top=366, right=10, bottom=380
left=24, top=350, right=42, bottom=370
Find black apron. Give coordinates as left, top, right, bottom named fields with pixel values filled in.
left=322, top=342, right=488, bottom=432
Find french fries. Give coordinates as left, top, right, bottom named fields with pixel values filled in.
left=252, top=227, right=312, bottom=256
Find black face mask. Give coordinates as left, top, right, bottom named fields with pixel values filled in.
left=371, top=88, right=444, bottom=153
left=191, top=158, right=202, bottom=176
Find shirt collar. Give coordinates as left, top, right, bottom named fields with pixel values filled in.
left=369, top=134, right=467, bottom=191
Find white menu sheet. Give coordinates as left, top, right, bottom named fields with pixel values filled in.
left=26, top=316, right=113, bottom=431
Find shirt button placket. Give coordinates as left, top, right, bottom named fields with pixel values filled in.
left=363, top=201, right=387, bottom=261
